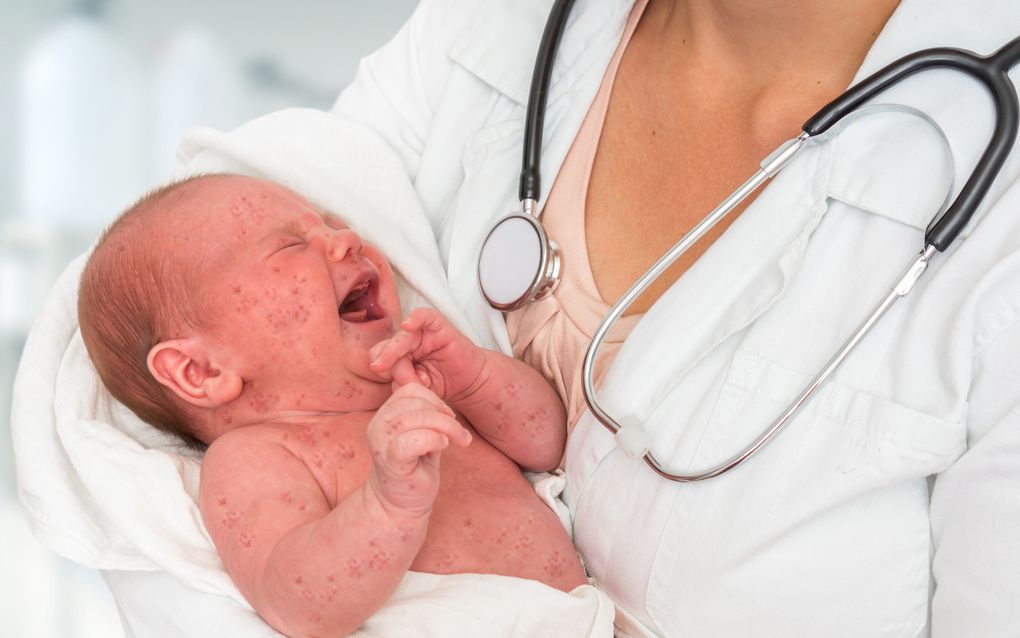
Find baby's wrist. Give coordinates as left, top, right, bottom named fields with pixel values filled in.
left=363, top=473, right=434, bottom=527
left=444, top=351, right=492, bottom=407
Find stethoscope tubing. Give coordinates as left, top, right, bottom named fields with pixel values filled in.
left=507, top=0, right=1020, bottom=482
left=579, top=36, right=1020, bottom=481
left=805, top=39, right=1020, bottom=251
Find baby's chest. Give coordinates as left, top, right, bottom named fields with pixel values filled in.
left=282, top=423, right=374, bottom=508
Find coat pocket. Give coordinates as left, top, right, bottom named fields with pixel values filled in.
left=709, top=348, right=966, bottom=481
left=640, top=348, right=963, bottom=636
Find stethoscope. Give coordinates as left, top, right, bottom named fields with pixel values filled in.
left=477, top=0, right=1020, bottom=482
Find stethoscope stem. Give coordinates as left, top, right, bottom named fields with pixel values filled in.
left=514, top=0, right=1020, bottom=483
left=581, top=135, right=939, bottom=482
left=581, top=135, right=808, bottom=439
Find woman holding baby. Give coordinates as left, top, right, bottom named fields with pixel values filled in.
left=93, top=0, right=1020, bottom=635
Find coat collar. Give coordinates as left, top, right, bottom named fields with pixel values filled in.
left=449, top=0, right=634, bottom=107
left=824, top=0, right=1020, bottom=238
left=450, top=0, right=1020, bottom=240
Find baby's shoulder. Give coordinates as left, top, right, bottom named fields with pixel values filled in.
left=201, top=417, right=369, bottom=482
left=205, top=423, right=292, bottom=462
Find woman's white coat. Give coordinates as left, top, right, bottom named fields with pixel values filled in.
left=331, top=0, right=1020, bottom=634
left=100, top=0, right=1020, bottom=634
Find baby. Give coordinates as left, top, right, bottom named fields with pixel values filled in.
left=77, top=174, right=589, bottom=636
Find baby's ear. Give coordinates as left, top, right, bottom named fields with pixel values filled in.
left=147, top=338, right=242, bottom=408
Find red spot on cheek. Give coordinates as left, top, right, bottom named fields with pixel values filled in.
left=239, top=532, right=254, bottom=548
left=222, top=511, right=241, bottom=529
left=346, top=558, right=364, bottom=579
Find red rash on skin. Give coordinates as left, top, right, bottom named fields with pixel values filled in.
left=189, top=178, right=584, bottom=636
left=239, top=532, right=255, bottom=548
left=544, top=551, right=566, bottom=578
left=346, top=559, right=363, bottom=579
left=248, top=391, right=276, bottom=414
left=435, top=552, right=456, bottom=570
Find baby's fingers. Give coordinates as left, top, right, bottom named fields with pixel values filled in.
left=388, top=429, right=449, bottom=468
left=369, top=330, right=421, bottom=373
left=383, top=408, right=471, bottom=446
left=385, top=382, right=453, bottom=417
left=389, top=357, right=432, bottom=390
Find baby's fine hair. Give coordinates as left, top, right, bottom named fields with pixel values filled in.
left=78, top=174, right=227, bottom=450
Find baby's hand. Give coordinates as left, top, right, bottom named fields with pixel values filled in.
left=366, top=382, right=472, bottom=519
left=369, top=308, right=487, bottom=403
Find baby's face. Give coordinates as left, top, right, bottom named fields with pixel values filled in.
left=191, top=176, right=402, bottom=414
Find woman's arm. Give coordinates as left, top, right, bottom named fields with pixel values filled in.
left=930, top=315, right=1020, bottom=635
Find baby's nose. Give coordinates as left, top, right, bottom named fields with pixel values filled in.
left=325, top=228, right=363, bottom=262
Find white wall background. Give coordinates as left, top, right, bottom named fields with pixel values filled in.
left=0, top=1, right=417, bottom=635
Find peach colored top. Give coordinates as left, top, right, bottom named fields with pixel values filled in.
left=506, top=0, right=649, bottom=432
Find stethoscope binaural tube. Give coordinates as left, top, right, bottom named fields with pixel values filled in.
left=805, top=38, right=1020, bottom=251
left=477, top=0, right=576, bottom=311
left=582, top=33, right=1020, bottom=482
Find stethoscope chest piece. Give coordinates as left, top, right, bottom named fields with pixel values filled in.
left=478, top=213, right=561, bottom=311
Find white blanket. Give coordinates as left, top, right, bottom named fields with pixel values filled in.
left=10, top=109, right=606, bottom=634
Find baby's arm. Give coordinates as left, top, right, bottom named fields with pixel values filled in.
left=369, top=308, right=566, bottom=472
left=199, top=383, right=471, bottom=637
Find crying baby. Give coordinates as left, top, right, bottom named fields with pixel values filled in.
left=77, top=174, right=593, bottom=636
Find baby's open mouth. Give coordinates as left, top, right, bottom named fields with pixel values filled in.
left=338, top=277, right=386, bottom=323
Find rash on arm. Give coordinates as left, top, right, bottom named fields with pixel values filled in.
left=199, top=428, right=428, bottom=637
left=452, top=351, right=567, bottom=472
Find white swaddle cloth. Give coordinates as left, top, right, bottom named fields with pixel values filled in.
left=11, top=108, right=612, bottom=636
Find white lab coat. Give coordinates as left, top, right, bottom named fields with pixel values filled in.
left=103, top=0, right=1020, bottom=635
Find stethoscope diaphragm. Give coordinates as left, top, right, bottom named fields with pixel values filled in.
left=478, top=212, right=560, bottom=311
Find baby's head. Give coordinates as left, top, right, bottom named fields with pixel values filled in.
left=79, top=174, right=402, bottom=448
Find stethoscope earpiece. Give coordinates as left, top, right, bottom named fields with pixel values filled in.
left=478, top=212, right=560, bottom=311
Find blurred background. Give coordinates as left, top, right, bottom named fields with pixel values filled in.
left=0, top=0, right=417, bottom=634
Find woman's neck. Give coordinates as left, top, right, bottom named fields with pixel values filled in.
left=645, top=0, right=901, bottom=92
